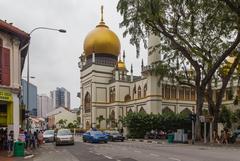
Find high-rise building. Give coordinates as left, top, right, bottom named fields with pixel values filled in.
left=37, top=94, right=53, bottom=118
left=21, top=79, right=38, bottom=116
left=50, top=87, right=70, bottom=109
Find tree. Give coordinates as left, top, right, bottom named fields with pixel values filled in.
left=57, top=119, right=67, bottom=128
left=117, top=0, right=240, bottom=139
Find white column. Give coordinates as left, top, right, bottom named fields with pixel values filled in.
left=13, top=94, right=19, bottom=140
left=115, top=70, right=119, bottom=81
left=92, top=53, right=95, bottom=63
left=114, top=106, right=119, bottom=121
left=131, top=73, right=133, bottom=82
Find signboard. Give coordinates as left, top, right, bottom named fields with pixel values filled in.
left=0, top=91, right=13, bottom=102
left=200, top=115, right=214, bottom=122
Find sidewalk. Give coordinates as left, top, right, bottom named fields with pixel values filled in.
left=0, top=148, right=37, bottom=161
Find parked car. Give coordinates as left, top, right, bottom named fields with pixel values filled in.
left=104, top=130, right=124, bottom=142
left=55, top=129, right=74, bottom=146
left=83, top=131, right=108, bottom=143
left=43, top=130, right=55, bottom=143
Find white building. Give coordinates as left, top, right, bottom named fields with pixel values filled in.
left=0, top=20, right=30, bottom=139
left=37, top=94, right=53, bottom=118
left=46, top=107, right=77, bottom=129
left=50, top=87, right=71, bottom=109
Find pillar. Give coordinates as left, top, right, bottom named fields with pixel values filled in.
left=92, top=53, right=95, bottom=63
left=13, top=94, right=19, bottom=140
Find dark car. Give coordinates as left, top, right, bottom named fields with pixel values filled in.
left=105, top=130, right=124, bottom=142
left=83, top=131, right=108, bottom=143
left=55, top=129, right=74, bottom=146
left=43, top=130, right=55, bottom=143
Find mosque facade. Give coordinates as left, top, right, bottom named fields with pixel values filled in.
left=78, top=7, right=237, bottom=130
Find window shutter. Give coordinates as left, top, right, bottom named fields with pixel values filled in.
left=2, top=48, right=10, bottom=86
left=0, top=45, right=2, bottom=84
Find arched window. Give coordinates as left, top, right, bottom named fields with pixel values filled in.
left=139, top=107, right=146, bottom=113
left=144, top=84, right=147, bottom=97
left=162, top=107, right=174, bottom=114
left=127, top=108, right=133, bottom=114
left=179, top=87, right=184, bottom=100
left=86, top=121, right=90, bottom=130
left=165, top=85, right=170, bottom=99
left=180, top=108, right=192, bottom=116
left=84, top=92, right=91, bottom=113
left=171, top=86, right=176, bottom=99
left=109, top=87, right=115, bottom=103
left=133, top=85, right=136, bottom=100
left=185, top=87, right=190, bottom=100
left=124, top=95, right=131, bottom=102
left=138, top=86, right=141, bottom=99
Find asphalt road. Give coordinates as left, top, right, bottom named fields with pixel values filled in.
left=23, top=139, right=240, bottom=161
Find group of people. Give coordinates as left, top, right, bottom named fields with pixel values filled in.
left=0, top=128, right=44, bottom=154
left=18, top=129, right=44, bottom=150
left=0, top=129, right=14, bottom=153
left=214, top=129, right=230, bottom=144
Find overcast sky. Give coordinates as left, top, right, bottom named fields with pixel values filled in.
left=0, top=0, right=147, bottom=109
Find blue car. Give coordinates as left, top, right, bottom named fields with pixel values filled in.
left=83, top=131, right=108, bottom=143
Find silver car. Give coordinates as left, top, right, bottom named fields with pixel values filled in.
left=55, top=129, right=74, bottom=146
left=43, top=130, right=55, bottom=143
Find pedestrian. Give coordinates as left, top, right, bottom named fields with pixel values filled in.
left=8, top=130, right=14, bottom=154
left=29, top=131, right=36, bottom=149
left=213, top=130, right=220, bottom=144
left=18, top=129, right=26, bottom=143
left=37, top=130, right=44, bottom=147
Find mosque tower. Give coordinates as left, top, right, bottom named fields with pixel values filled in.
left=79, top=6, right=123, bottom=129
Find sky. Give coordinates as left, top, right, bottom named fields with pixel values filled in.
left=0, top=0, right=147, bottom=109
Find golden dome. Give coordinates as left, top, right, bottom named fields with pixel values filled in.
left=117, top=60, right=126, bottom=70
left=83, top=6, right=120, bottom=57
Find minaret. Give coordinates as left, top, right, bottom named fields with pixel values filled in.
left=131, top=64, right=133, bottom=82
left=123, top=50, right=126, bottom=63
left=148, top=34, right=161, bottom=65
left=141, top=59, right=144, bottom=71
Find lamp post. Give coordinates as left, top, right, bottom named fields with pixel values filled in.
left=26, top=27, right=66, bottom=132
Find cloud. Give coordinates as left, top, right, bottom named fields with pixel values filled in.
left=0, top=0, right=147, bottom=108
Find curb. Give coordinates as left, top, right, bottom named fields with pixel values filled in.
left=127, top=139, right=166, bottom=144
left=24, top=154, right=34, bottom=159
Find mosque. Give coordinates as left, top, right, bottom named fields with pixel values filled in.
left=78, top=7, right=236, bottom=130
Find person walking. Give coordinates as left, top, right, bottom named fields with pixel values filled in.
left=8, top=131, right=14, bottom=154
left=37, top=131, right=44, bottom=147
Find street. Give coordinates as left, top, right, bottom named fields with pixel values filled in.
left=20, top=138, right=240, bottom=161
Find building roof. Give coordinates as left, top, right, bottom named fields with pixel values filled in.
left=0, top=20, right=30, bottom=72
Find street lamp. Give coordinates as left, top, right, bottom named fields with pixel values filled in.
left=26, top=27, right=66, bottom=132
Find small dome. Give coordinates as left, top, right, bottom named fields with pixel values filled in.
left=117, top=60, right=126, bottom=70
left=83, top=21, right=121, bottom=57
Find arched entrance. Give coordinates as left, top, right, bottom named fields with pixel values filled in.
left=162, top=107, right=174, bottom=114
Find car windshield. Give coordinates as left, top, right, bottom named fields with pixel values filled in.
left=43, top=130, right=54, bottom=135
left=58, top=129, right=71, bottom=136
left=90, top=131, right=103, bottom=135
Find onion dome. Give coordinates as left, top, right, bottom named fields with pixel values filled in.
left=83, top=6, right=121, bottom=57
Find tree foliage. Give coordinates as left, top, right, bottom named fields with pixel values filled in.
left=117, top=0, right=240, bottom=138
left=123, top=112, right=191, bottom=138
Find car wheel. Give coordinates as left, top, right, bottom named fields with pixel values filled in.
left=83, top=139, right=86, bottom=142
left=104, top=141, right=108, bottom=143
left=121, top=139, right=124, bottom=142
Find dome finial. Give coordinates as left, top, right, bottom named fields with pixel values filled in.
left=101, top=5, right=104, bottom=22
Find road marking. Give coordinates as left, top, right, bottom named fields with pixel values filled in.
left=134, top=150, right=141, bottom=153
left=168, top=157, right=181, bottom=161
left=104, top=155, right=113, bottom=159
left=150, top=153, right=159, bottom=157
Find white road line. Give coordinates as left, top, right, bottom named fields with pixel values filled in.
left=150, top=153, right=159, bottom=157
left=134, top=150, right=141, bottom=153
left=168, top=157, right=181, bottom=161
left=104, top=155, right=113, bottom=159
